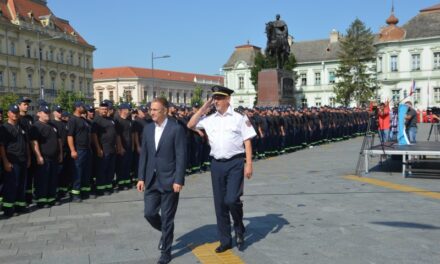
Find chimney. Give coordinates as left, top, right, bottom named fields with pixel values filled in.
left=330, top=29, right=339, bottom=43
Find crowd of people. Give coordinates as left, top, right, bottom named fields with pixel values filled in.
left=0, top=96, right=372, bottom=218
left=377, top=100, right=440, bottom=144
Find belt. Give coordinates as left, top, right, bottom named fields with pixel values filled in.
left=212, top=153, right=244, bottom=162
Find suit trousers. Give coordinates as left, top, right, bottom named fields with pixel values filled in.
left=211, top=158, right=245, bottom=247
left=144, top=177, right=179, bottom=254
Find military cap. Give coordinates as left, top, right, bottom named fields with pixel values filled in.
left=54, top=105, right=63, bottom=112
left=61, top=111, right=70, bottom=118
left=119, top=102, right=131, bottom=110
left=17, top=96, right=32, bottom=104
left=85, top=105, right=95, bottom=112
left=38, top=105, right=51, bottom=114
left=211, top=85, right=234, bottom=96
left=74, top=101, right=85, bottom=108
left=8, top=104, right=20, bottom=113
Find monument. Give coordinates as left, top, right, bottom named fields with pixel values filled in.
left=257, top=14, right=295, bottom=106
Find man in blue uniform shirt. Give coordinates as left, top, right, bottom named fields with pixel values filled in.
left=188, top=85, right=257, bottom=252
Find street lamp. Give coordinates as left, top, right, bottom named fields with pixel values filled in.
left=151, top=52, right=170, bottom=99
left=38, top=32, right=63, bottom=100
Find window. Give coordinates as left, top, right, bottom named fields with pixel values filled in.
left=176, top=92, right=180, bottom=103
left=377, top=56, right=382, bottom=72
left=168, top=92, right=172, bottom=102
left=329, top=71, right=335, bottom=84
left=99, top=91, right=103, bottom=103
left=27, top=74, right=33, bottom=88
left=143, top=91, right=148, bottom=102
left=183, top=93, right=187, bottom=104
left=87, top=80, right=91, bottom=94
left=391, top=55, right=398, bottom=72
left=153, top=91, right=157, bottom=98
left=0, top=71, right=3, bottom=86
left=86, top=57, right=90, bottom=69
left=301, top=98, right=307, bottom=108
left=69, top=51, right=74, bottom=65
left=78, top=55, right=82, bottom=67
left=60, top=51, right=64, bottom=63
left=411, top=54, right=421, bottom=71
left=434, top=88, right=440, bottom=103
left=79, top=78, right=83, bottom=91
left=315, top=73, right=321, bottom=85
left=414, top=88, right=421, bottom=104
left=125, top=90, right=132, bottom=102
left=51, top=77, right=55, bottom=91
left=61, top=78, right=65, bottom=89
left=329, top=97, right=336, bottom=107
left=70, top=78, right=75, bottom=90
left=109, top=91, right=114, bottom=102
left=434, top=53, right=440, bottom=70
left=315, top=98, right=321, bottom=107
left=300, top=73, right=307, bottom=86
left=10, top=41, right=15, bottom=55
left=39, top=47, right=43, bottom=60
left=40, top=74, right=44, bottom=87
left=11, top=72, right=17, bottom=88
left=26, top=44, right=31, bottom=58
left=392, top=89, right=400, bottom=104
left=238, top=76, right=244, bottom=89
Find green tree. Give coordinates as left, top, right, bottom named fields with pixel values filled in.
left=53, top=89, right=88, bottom=113
left=0, top=93, right=19, bottom=120
left=250, top=53, right=297, bottom=105
left=191, top=85, right=204, bottom=106
left=334, top=18, right=376, bottom=106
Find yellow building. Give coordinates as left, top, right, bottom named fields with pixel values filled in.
left=0, top=0, right=95, bottom=108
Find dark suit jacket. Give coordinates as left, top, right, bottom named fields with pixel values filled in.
left=137, top=119, right=187, bottom=191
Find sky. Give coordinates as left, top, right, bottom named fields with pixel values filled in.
left=49, top=0, right=440, bottom=76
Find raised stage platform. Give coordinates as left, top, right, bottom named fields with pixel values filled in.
left=364, top=141, right=440, bottom=177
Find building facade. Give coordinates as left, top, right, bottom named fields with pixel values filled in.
left=375, top=4, right=440, bottom=109
left=223, top=4, right=440, bottom=110
left=93, top=67, right=223, bottom=106
left=222, top=44, right=261, bottom=108
left=0, top=0, right=95, bottom=107
left=292, top=4, right=440, bottom=110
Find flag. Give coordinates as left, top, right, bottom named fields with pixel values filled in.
left=409, top=79, right=416, bottom=96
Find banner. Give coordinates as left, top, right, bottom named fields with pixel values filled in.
left=398, top=104, right=410, bottom=145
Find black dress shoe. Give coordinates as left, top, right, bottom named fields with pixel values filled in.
left=236, top=234, right=245, bottom=251
left=215, top=244, right=232, bottom=253
left=157, top=253, right=171, bottom=264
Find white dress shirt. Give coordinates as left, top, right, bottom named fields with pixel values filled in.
left=196, top=106, right=256, bottom=159
left=154, top=118, right=168, bottom=150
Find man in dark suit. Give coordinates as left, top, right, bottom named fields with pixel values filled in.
left=137, top=97, right=186, bottom=264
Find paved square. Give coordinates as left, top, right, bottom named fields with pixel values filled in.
left=1, top=124, right=439, bottom=264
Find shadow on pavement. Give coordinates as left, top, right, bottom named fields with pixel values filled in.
left=370, top=221, right=440, bottom=230
left=173, top=213, right=289, bottom=257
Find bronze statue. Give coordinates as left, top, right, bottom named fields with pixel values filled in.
left=265, top=14, right=290, bottom=69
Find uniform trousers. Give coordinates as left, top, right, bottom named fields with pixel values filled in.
left=2, top=161, right=27, bottom=215
left=35, top=160, right=59, bottom=205
left=116, top=150, right=132, bottom=187
left=96, top=153, right=116, bottom=192
left=72, top=149, right=91, bottom=196
left=144, top=175, right=179, bottom=255
left=211, top=157, right=245, bottom=247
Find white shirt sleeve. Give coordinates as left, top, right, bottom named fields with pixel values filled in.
left=195, top=115, right=207, bottom=130
left=241, top=115, right=257, bottom=141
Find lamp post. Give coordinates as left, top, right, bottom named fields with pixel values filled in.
left=151, top=52, right=170, bottom=99
left=38, top=32, right=63, bottom=100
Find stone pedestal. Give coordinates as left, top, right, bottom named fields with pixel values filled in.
left=257, top=69, right=295, bottom=106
